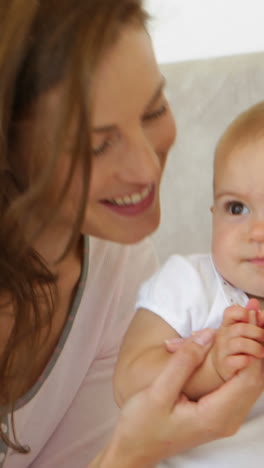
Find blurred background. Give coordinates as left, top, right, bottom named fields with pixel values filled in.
left=146, top=0, right=264, bottom=63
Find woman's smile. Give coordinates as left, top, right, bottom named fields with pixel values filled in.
left=101, top=184, right=155, bottom=216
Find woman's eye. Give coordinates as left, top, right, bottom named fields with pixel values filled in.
left=227, top=202, right=249, bottom=215
left=92, top=139, right=112, bottom=157
left=143, top=104, right=168, bottom=122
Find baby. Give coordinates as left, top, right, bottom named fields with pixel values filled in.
left=114, top=101, right=264, bottom=467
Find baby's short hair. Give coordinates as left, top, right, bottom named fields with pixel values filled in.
left=215, top=101, right=264, bottom=159
left=213, top=101, right=264, bottom=191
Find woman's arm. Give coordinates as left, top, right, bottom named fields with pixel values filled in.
left=89, top=331, right=215, bottom=468
left=89, top=330, right=264, bottom=467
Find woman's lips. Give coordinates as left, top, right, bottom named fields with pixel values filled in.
left=101, top=186, right=155, bottom=216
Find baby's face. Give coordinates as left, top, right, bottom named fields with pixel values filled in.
left=212, top=137, right=264, bottom=302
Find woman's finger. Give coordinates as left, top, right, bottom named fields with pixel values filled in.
left=165, top=328, right=216, bottom=352
left=198, top=359, right=264, bottom=436
left=150, top=329, right=214, bottom=408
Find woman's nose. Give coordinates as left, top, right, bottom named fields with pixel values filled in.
left=118, top=132, right=162, bottom=183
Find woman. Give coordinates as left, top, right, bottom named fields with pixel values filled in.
left=0, top=1, right=263, bottom=467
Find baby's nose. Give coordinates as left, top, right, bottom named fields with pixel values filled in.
left=249, top=219, right=264, bottom=243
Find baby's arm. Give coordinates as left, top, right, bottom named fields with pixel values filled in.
left=114, top=307, right=181, bottom=406
left=114, top=305, right=264, bottom=406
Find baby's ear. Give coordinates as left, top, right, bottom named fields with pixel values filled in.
left=210, top=205, right=214, bottom=213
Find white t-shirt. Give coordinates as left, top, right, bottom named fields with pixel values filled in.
left=136, top=253, right=264, bottom=468
left=0, top=236, right=158, bottom=468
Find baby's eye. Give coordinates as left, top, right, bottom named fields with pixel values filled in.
left=227, top=201, right=249, bottom=215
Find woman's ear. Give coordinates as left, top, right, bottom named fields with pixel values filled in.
left=210, top=205, right=214, bottom=213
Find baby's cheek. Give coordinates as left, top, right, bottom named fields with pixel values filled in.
left=213, top=237, right=239, bottom=291
left=212, top=229, right=231, bottom=269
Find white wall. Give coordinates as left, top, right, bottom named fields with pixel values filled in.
left=146, top=0, right=264, bottom=63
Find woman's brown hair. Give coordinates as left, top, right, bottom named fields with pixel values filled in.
left=0, top=0, right=148, bottom=453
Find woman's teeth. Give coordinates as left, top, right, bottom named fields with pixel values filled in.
left=109, top=186, right=152, bottom=206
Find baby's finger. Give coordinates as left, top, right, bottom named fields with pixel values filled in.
left=257, top=309, right=264, bottom=328
left=246, top=299, right=260, bottom=326
left=246, top=298, right=260, bottom=313
left=222, top=322, right=264, bottom=343
left=248, top=309, right=257, bottom=325
left=226, top=336, right=264, bottom=358
left=222, top=305, right=249, bottom=326
left=224, top=354, right=254, bottom=375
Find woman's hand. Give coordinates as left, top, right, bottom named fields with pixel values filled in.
left=89, top=327, right=264, bottom=468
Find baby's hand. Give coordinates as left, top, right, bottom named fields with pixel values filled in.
left=210, top=304, right=264, bottom=382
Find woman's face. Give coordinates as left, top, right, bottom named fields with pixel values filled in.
left=19, top=25, right=176, bottom=247
left=84, top=25, right=176, bottom=243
